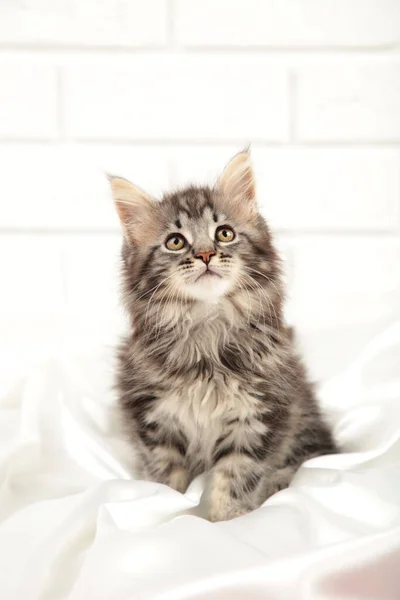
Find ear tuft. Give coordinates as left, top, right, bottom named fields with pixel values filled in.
left=108, top=175, right=159, bottom=244
left=216, top=151, right=257, bottom=221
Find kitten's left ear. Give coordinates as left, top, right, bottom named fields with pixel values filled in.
left=216, top=150, right=257, bottom=221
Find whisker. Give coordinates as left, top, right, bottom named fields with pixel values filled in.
left=155, top=282, right=178, bottom=340
left=241, top=270, right=281, bottom=333
left=234, top=275, right=253, bottom=327
left=151, top=280, right=177, bottom=336
left=244, top=267, right=284, bottom=300
left=143, top=274, right=175, bottom=325
left=239, top=274, right=268, bottom=329
left=242, top=276, right=267, bottom=328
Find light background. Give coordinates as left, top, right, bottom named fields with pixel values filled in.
left=0, top=0, right=399, bottom=380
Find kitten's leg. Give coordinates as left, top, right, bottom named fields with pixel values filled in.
left=207, top=453, right=265, bottom=522
left=144, top=445, right=189, bottom=493
left=135, top=418, right=190, bottom=492
left=259, top=424, right=337, bottom=500
left=261, top=465, right=297, bottom=498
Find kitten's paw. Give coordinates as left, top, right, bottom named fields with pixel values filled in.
left=207, top=471, right=252, bottom=521
left=167, top=467, right=189, bottom=493
left=208, top=487, right=251, bottom=521
left=208, top=502, right=250, bottom=522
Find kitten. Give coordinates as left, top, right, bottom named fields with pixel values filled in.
left=110, top=151, right=337, bottom=522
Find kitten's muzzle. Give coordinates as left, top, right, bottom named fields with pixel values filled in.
left=195, top=265, right=222, bottom=282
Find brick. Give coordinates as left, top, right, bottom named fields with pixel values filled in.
left=0, top=65, right=57, bottom=139
left=287, top=237, right=400, bottom=379
left=0, top=234, right=124, bottom=345
left=291, top=237, right=400, bottom=302
left=61, top=234, right=125, bottom=333
left=258, top=148, right=400, bottom=231
left=64, top=58, right=289, bottom=141
left=0, top=0, right=167, bottom=46
left=169, top=145, right=239, bottom=187
left=170, top=147, right=400, bottom=231
left=0, top=144, right=169, bottom=230
left=0, top=235, right=64, bottom=315
left=296, top=63, right=400, bottom=141
left=175, top=0, right=400, bottom=47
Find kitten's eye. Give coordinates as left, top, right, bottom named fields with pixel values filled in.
left=165, top=233, right=186, bottom=251
left=216, top=226, right=235, bottom=243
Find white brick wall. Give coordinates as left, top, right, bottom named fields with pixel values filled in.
left=0, top=0, right=399, bottom=380
left=0, top=0, right=168, bottom=46
left=0, top=65, right=58, bottom=138
left=296, top=62, right=400, bottom=141
left=64, top=59, right=289, bottom=141
left=175, top=0, right=400, bottom=48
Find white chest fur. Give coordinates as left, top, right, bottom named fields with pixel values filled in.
left=148, top=373, right=259, bottom=468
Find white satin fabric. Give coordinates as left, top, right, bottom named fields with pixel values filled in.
left=1, top=324, right=400, bottom=599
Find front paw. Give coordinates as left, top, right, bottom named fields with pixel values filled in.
left=208, top=491, right=250, bottom=522
left=167, top=467, right=188, bottom=493
left=208, top=504, right=250, bottom=522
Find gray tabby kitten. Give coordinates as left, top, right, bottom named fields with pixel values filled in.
left=110, top=151, right=337, bottom=522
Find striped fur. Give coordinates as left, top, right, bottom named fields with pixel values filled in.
left=111, top=152, right=337, bottom=522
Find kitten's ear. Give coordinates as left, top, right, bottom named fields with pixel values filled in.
left=109, top=176, right=160, bottom=244
left=216, top=150, right=257, bottom=221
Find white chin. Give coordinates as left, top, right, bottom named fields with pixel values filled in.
left=186, top=275, right=231, bottom=302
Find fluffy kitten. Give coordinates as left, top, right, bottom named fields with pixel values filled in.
left=110, top=151, right=337, bottom=522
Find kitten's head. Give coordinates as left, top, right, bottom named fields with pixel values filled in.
left=110, top=151, right=281, bottom=315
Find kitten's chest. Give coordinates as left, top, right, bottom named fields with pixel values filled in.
left=151, top=374, right=258, bottom=463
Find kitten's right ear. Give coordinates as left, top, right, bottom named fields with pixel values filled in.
left=108, top=176, right=159, bottom=245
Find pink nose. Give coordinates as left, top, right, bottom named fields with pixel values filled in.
left=195, top=251, right=215, bottom=265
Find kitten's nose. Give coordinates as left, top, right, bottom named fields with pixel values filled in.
left=195, top=250, right=216, bottom=265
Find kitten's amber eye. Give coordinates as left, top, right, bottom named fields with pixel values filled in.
left=165, top=233, right=186, bottom=251
left=216, top=226, right=235, bottom=243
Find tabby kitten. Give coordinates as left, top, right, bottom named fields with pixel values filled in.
left=110, top=151, right=337, bottom=522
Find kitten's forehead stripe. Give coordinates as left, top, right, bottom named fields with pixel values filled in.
left=166, top=187, right=216, bottom=220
